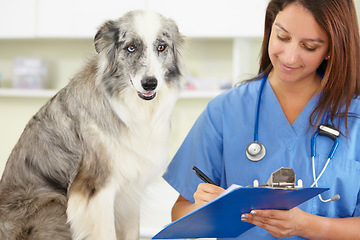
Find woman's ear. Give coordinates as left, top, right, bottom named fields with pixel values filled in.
left=324, top=51, right=331, bottom=60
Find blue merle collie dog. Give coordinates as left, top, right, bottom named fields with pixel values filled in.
left=0, top=10, right=184, bottom=240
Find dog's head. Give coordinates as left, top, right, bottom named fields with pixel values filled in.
left=94, top=10, right=184, bottom=101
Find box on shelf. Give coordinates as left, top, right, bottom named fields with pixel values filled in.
left=13, top=57, right=48, bottom=89
left=185, top=75, right=232, bottom=91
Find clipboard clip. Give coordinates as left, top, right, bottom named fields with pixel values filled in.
left=250, top=167, right=303, bottom=189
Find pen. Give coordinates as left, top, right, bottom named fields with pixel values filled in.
left=192, top=166, right=217, bottom=186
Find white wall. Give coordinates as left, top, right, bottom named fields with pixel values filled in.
left=1, top=0, right=360, bottom=238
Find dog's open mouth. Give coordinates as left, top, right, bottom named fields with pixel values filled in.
left=130, top=78, right=157, bottom=101
left=137, top=91, right=156, bottom=101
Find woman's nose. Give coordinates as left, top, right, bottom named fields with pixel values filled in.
left=283, top=43, right=299, bottom=65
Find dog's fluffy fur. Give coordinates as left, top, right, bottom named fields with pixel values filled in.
left=0, top=10, right=184, bottom=240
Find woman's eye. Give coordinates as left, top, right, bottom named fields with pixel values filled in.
left=157, top=45, right=166, bottom=52
left=277, top=35, right=289, bottom=41
left=302, top=44, right=317, bottom=52
left=127, top=46, right=136, bottom=52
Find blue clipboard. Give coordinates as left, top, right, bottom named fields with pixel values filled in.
left=152, top=185, right=328, bottom=239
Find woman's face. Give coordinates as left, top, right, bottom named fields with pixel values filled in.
left=268, top=3, right=330, bottom=84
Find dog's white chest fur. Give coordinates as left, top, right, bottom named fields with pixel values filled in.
left=111, top=93, right=175, bottom=188
left=67, top=87, right=178, bottom=240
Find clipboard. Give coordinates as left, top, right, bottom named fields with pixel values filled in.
left=152, top=185, right=328, bottom=239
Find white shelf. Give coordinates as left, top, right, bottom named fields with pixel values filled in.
left=180, top=90, right=224, bottom=99
left=0, top=88, right=223, bottom=99
left=0, top=88, right=57, bottom=98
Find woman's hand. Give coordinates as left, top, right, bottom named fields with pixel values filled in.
left=241, top=207, right=360, bottom=239
left=193, top=183, right=225, bottom=206
left=241, top=207, right=305, bottom=238
left=171, top=183, right=225, bottom=221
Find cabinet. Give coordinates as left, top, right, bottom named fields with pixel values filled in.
left=36, top=0, right=76, bottom=38
left=148, top=0, right=267, bottom=38
left=36, top=0, right=146, bottom=38
left=0, top=0, right=267, bottom=38
left=73, top=0, right=145, bottom=38
left=0, top=0, right=36, bottom=38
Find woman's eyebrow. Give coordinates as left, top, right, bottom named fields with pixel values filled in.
left=274, top=23, right=325, bottom=43
left=275, top=23, right=289, bottom=33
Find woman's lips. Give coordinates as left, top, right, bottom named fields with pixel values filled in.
left=279, top=61, right=298, bottom=72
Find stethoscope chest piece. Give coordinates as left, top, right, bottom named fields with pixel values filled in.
left=246, top=141, right=266, bottom=162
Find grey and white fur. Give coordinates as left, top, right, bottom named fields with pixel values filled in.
left=0, top=10, right=184, bottom=240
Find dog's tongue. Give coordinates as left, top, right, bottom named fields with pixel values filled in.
left=137, top=91, right=156, bottom=101
left=143, top=92, right=154, bottom=96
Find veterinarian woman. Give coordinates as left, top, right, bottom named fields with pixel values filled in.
left=163, top=0, right=360, bottom=239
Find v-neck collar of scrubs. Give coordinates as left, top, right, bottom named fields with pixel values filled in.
left=261, top=78, right=319, bottom=150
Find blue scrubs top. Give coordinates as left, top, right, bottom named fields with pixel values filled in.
left=163, top=77, right=360, bottom=240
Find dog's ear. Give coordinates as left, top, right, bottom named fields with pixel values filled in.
left=94, top=20, right=119, bottom=54
left=172, top=26, right=185, bottom=61
left=94, top=20, right=120, bottom=81
left=167, top=18, right=185, bottom=69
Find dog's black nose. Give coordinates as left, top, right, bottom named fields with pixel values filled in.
left=141, top=77, right=158, bottom=91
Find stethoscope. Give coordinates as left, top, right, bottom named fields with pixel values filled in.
left=246, top=76, right=341, bottom=202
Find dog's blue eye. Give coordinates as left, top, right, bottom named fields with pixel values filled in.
left=127, top=46, right=136, bottom=52
left=157, top=45, right=166, bottom=52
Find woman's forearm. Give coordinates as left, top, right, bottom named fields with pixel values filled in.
left=171, top=195, right=199, bottom=221
left=172, top=184, right=225, bottom=221
left=300, top=213, right=360, bottom=240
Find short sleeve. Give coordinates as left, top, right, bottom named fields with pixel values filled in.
left=353, top=191, right=360, bottom=216
left=163, top=100, right=224, bottom=203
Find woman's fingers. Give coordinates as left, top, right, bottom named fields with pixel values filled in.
left=241, top=208, right=304, bottom=238
left=193, top=183, right=225, bottom=205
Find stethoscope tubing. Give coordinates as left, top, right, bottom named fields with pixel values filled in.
left=254, top=77, right=267, bottom=142
left=247, top=76, right=340, bottom=202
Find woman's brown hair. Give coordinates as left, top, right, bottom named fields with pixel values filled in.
left=257, top=0, right=360, bottom=135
